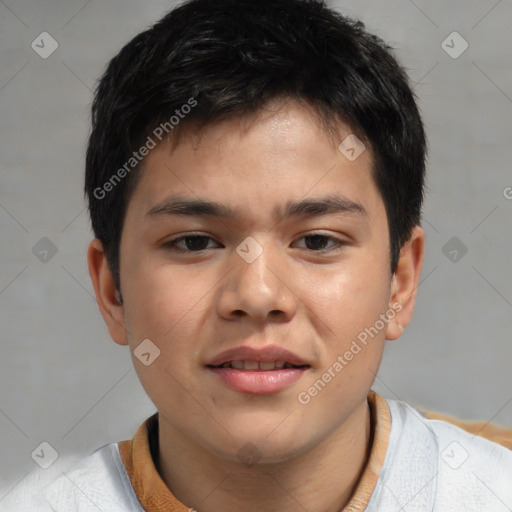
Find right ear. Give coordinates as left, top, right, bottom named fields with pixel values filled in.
left=87, top=238, right=129, bottom=345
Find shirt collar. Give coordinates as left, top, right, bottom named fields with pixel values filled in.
left=118, top=390, right=391, bottom=511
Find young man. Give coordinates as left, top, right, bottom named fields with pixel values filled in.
left=7, top=0, right=512, bottom=510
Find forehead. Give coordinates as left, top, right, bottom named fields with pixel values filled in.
left=125, top=100, right=385, bottom=226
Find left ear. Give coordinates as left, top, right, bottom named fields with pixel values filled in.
left=385, top=225, right=425, bottom=340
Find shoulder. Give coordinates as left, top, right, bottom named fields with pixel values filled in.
left=376, top=398, right=512, bottom=511
left=1, top=443, right=143, bottom=512
left=392, top=398, right=512, bottom=471
left=423, top=409, right=512, bottom=449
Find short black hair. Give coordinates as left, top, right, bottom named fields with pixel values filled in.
left=85, top=0, right=426, bottom=294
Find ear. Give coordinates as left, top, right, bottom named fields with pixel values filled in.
left=385, top=225, right=425, bottom=341
left=87, top=238, right=128, bottom=345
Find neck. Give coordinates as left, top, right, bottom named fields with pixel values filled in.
left=157, top=398, right=372, bottom=512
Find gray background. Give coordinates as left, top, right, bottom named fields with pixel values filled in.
left=1, top=0, right=511, bottom=496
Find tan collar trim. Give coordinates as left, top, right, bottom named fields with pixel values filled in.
left=119, top=390, right=391, bottom=512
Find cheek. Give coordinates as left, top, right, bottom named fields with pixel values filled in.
left=297, top=258, right=391, bottom=339
left=123, top=257, right=213, bottom=341
left=131, top=354, right=202, bottom=429
left=123, top=266, right=209, bottom=409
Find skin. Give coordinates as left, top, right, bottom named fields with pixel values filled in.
left=88, top=98, right=424, bottom=512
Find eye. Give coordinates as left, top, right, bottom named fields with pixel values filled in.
left=163, top=234, right=222, bottom=253
left=163, top=233, right=344, bottom=254
left=292, top=233, right=343, bottom=252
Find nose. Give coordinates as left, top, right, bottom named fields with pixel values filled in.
left=216, top=240, right=298, bottom=324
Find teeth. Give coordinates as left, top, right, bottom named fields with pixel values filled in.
left=220, top=360, right=301, bottom=370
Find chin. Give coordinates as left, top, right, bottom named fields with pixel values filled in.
left=210, top=425, right=314, bottom=466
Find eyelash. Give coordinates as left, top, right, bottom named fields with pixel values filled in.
left=163, top=233, right=345, bottom=253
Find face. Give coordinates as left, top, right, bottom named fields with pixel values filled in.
left=108, top=99, right=403, bottom=462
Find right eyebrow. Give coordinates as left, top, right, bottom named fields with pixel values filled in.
left=146, top=197, right=236, bottom=219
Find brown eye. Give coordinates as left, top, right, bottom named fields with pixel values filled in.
left=164, top=234, right=221, bottom=252
left=293, top=234, right=342, bottom=252
left=304, top=235, right=331, bottom=250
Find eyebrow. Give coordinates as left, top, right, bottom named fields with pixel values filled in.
left=146, top=194, right=368, bottom=220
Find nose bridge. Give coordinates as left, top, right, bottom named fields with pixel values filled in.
left=217, top=236, right=297, bottom=322
left=235, top=236, right=281, bottom=300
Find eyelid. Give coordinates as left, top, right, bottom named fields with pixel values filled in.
left=163, top=231, right=346, bottom=253
left=291, top=231, right=345, bottom=251
left=163, top=232, right=223, bottom=252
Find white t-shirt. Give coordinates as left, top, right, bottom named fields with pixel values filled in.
left=3, top=396, right=512, bottom=511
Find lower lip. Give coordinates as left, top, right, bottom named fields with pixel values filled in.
left=208, top=367, right=308, bottom=394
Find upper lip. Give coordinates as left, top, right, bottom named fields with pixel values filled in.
left=206, top=345, right=310, bottom=367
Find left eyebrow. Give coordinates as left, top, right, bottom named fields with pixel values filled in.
left=145, top=194, right=368, bottom=220
left=281, top=195, right=368, bottom=219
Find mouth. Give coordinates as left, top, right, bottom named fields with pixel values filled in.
left=205, top=351, right=311, bottom=394
left=207, top=360, right=310, bottom=371
left=205, top=345, right=311, bottom=394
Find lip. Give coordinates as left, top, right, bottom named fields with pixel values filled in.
left=205, top=345, right=310, bottom=395
left=205, top=345, right=309, bottom=367
left=208, top=366, right=307, bottom=394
